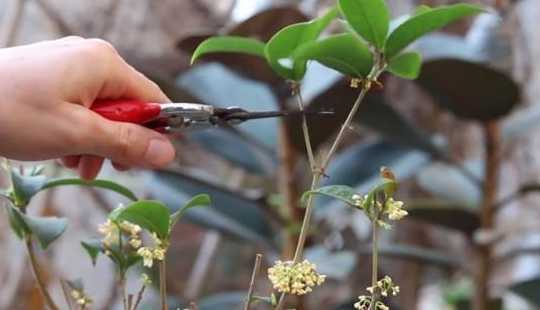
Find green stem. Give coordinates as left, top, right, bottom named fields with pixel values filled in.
left=276, top=66, right=384, bottom=310
left=160, top=260, right=168, bottom=310
left=369, top=223, right=380, bottom=310
left=119, top=273, right=127, bottom=310
left=25, top=236, right=59, bottom=310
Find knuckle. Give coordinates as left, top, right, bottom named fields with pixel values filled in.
left=114, top=124, right=139, bottom=161
left=85, top=38, right=118, bottom=56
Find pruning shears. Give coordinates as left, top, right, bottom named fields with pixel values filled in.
left=90, top=99, right=322, bottom=133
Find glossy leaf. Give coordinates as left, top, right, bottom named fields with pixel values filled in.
left=42, top=179, right=138, bottom=201
left=417, top=58, right=520, bottom=121
left=112, top=200, right=171, bottom=239
left=149, top=170, right=275, bottom=246
left=5, top=204, right=29, bottom=239
left=338, top=0, right=390, bottom=49
left=510, top=277, right=540, bottom=308
left=178, top=7, right=308, bottom=87
left=295, top=33, right=373, bottom=78
left=81, top=239, right=102, bottom=266
left=406, top=200, right=480, bottom=235
left=191, top=36, right=266, bottom=64
left=265, top=7, right=338, bottom=80
left=303, top=185, right=357, bottom=207
left=170, top=194, right=211, bottom=228
left=387, top=51, right=422, bottom=79
left=10, top=169, right=46, bottom=206
left=385, top=4, right=484, bottom=59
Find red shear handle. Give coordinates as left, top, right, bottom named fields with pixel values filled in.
left=91, top=99, right=161, bottom=124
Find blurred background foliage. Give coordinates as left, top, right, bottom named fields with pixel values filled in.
left=2, top=0, right=540, bottom=309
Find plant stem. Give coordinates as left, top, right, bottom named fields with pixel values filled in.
left=119, top=274, right=128, bottom=310
left=369, top=223, right=380, bottom=310
left=474, top=121, right=500, bottom=310
left=160, top=260, right=168, bottom=310
left=244, top=254, right=263, bottom=310
left=132, top=285, right=146, bottom=310
left=59, top=280, right=74, bottom=310
left=295, top=91, right=316, bottom=169
left=276, top=66, right=384, bottom=310
left=25, top=236, right=59, bottom=310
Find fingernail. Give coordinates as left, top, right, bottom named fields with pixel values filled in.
left=144, top=138, right=175, bottom=167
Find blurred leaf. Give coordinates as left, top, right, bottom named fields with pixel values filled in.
left=510, top=276, right=540, bottom=308
left=265, top=7, right=338, bottom=80
left=295, top=33, right=373, bottom=78
left=417, top=58, right=520, bottom=121
left=305, top=246, right=356, bottom=280
left=112, top=201, right=171, bottom=239
left=288, top=79, right=442, bottom=155
left=23, top=214, right=68, bottom=249
left=170, top=194, right=211, bottom=228
left=304, top=185, right=357, bottom=207
left=149, top=170, right=275, bottom=246
left=10, top=169, right=46, bottom=206
left=338, top=0, right=390, bottom=49
left=191, top=36, right=266, bottom=64
left=387, top=51, right=422, bottom=79
left=385, top=4, right=484, bottom=58
left=5, top=204, right=29, bottom=239
left=417, top=162, right=481, bottom=205
left=197, top=292, right=245, bottom=310
left=357, top=243, right=460, bottom=268
left=406, top=200, right=480, bottom=235
left=42, top=179, right=138, bottom=201
left=178, top=7, right=308, bottom=87
left=81, top=239, right=102, bottom=266
left=416, top=33, right=485, bottom=62
left=6, top=204, right=67, bottom=249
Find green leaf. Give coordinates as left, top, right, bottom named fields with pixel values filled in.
left=385, top=4, right=484, bottom=59
left=42, top=179, right=138, bottom=201
left=10, top=169, right=46, bottom=206
left=112, top=200, right=171, bottom=239
left=387, top=51, right=422, bottom=79
left=81, top=239, right=102, bottom=266
left=5, top=204, right=29, bottom=239
left=303, top=185, right=357, bottom=207
left=23, top=214, right=68, bottom=249
left=265, top=7, right=338, bottom=80
left=338, top=0, right=390, bottom=49
left=170, top=194, right=211, bottom=228
left=510, top=277, right=540, bottom=308
left=191, top=36, right=266, bottom=64
left=294, top=33, right=373, bottom=78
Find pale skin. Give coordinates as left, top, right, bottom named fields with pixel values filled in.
left=0, top=37, right=176, bottom=180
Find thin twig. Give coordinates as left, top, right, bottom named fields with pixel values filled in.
left=294, top=90, right=316, bottom=169
left=132, top=284, right=146, bottom=310
left=25, top=237, right=59, bottom=310
left=119, top=275, right=128, bottom=310
left=244, top=254, right=263, bottom=310
left=160, top=260, right=168, bottom=310
left=368, top=223, right=380, bottom=310
left=60, top=280, right=74, bottom=310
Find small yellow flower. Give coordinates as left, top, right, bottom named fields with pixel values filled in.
left=98, top=219, right=119, bottom=247
left=129, top=237, right=142, bottom=249
left=354, top=295, right=371, bottom=310
left=137, top=247, right=155, bottom=267
left=384, top=198, right=407, bottom=221
left=70, top=289, right=92, bottom=307
left=352, top=194, right=363, bottom=207
left=267, top=260, right=326, bottom=296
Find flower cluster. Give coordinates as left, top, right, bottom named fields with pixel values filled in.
left=70, top=289, right=92, bottom=308
left=267, top=260, right=326, bottom=295
left=136, top=233, right=166, bottom=268
left=384, top=198, right=407, bottom=221
left=367, top=276, right=400, bottom=297
left=354, top=296, right=389, bottom=310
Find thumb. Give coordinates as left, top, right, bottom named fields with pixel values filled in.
left=80, top=114, right=176, bottom=168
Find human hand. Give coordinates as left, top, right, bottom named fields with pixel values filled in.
left=0, top=37, right=176, bottom=179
